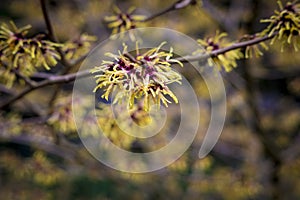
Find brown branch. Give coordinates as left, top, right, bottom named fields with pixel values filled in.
left=0, top=70, right=90, bottom=109
left=40, top=0, right=71, bottom=68
left=0, top=133, right=77, bottom=161
left=0, top=32, right=276, bottom=109
left=176, top=33, right=275, bottom=62
left=40, top=0, right=56, bottom=41
left=46, top=54, right=87, bottom=114
left=143, top=0, right=197, bottom=22
left=13, top=69, right=38, bottom=87
left=40, top=0, right=84, bottom=113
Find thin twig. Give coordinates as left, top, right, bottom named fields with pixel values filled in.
left=176, top=33, right=275, bottom=62
left=143, top=5, right=175, bottom=22
left=40, top=0, right=56, bottom=41
left=40, top=0, right=75, bottom=113
left=143, top=0, right=197, bottom=22
left=40, top=0, right=71, bottom=68
left=13, top=69, right=38, bottom=87
left=0, top=70, right=90, bottom=109
left=0, top=32, right=277, bottom=109
left=0, top=133, right=77, bottom=161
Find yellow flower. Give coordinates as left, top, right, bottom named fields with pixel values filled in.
left=261, top=0, right=300, bottom=51
left=0, top=21, right=61, bottom=87
left=91, top=42, right=182, bottom=111
left=96, top=103, right=150, bottom=149
left=104, top=6, right=146, bottom=40
left=48, top=95, right=76, bottom=134
left=62, top=33, right=97, bottom=61
left=196, top=32, right=243, bottom=72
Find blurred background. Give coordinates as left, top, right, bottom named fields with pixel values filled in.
left=0, top=0, right=300, bottom=199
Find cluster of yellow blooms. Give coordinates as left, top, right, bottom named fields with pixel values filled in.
left=48, top=95, right=77, bottom=134
left=261, top=0, right=300, bottom=51
left=96, top=103, right=152, bottom=149
left=92, top=42, right=183, bottom=111
left=62, top=33, right=97, bottom=61
left=196, top=32, right=243, bottom=72
left=0, top=22, right=61, bottom=87
left=104, top=6, right=146, bottom=40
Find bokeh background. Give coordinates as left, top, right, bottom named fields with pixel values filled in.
left=0, top=0, right=300, bottom=199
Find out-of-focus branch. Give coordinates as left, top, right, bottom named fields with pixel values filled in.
left=201, top=0, right=245, bottom=35
left=40, top=0, right=89, bottom=112
left=47, top=55, right=87, bottom=112
left=40, top=0, right=71, bottom=68
left=242, top=1, right=282, bottom=199
left=13, top=69, right=38, bottom=87
left=0, top=133, right=77, bottom=161
left=40, top=0, right=56, bottom=41
left=143, top=0, right=197, bottom=22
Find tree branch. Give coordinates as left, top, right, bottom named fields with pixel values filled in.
left=143, top=0, right=197, bottom=22
left=176, top=33, right=275, bottom=62
left=0, top=70, right=90, bottom=109
left=40, top=0, right=56, bottom=41
left=0, top=32, right=276, bottom=109
left=0, top=133, right=77, bottom=161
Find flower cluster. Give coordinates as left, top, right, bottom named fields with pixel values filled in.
left=62, top=33, right=97, bottom=61
left=0, top=112, right=21, bottom=136
left=25, top=151, right=64, bottom=186
left=0, top=22, right=61, bottom=87
left=196, top=32, right=243, bottom=72
left=48, top=95, right=76, bottom=134
left=92, top=42, right=182, bottom=111
left=96, top=103, right=150, bottom=149
left=261, top=0, right=300, bottom=51
left=104, top=6, right=146, bottom=40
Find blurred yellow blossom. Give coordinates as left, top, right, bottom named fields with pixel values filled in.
left=48, top=95, right=76, bottom=134
left=104, top=6, right=146, bottom=40
left=62, top=33, right=97, bottom=61
left=196, top=32, right=243, bottom=72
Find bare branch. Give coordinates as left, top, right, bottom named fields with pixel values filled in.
left=143, top=0, right=197, bottom=22
left=0, top=70, right=90, bottom=109
left=176, top=33, right=275, bottom=62
left=0, top=32, right=276, bottom=109
left=40, top=0, right=56, bottom=41
left=0, top=133, right=77, bottom=161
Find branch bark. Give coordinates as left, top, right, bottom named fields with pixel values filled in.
left=177, top=33, right=275, bottom=62
left=0, top=70, right=90, bottom=109
left=143, top=0, right=197, bottom=22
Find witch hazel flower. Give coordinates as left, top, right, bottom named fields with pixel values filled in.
left=261, top=0, right=300, bottom=51
left=91, top=42, right=183, bottom=111
left=104, top=6, right=146, bottom=40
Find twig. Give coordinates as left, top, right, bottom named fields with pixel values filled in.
left=40, top=0, right=77, bottom=113
left=0, top=84, right=15, bottom=95
left=0, top=70, right=90, bottom=109
left=143, top=0, right=197, bottom=22
left=0, top=133, right=77, bottom=161
left=0, top=32, right=276, bottom=109
left=40, top=0, right=71, bottom=68
left=13, top=69, right=37, bottom=87
left=40, top=0, right=56, bottom=41
left=176, top=33, right=275, bottom=62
